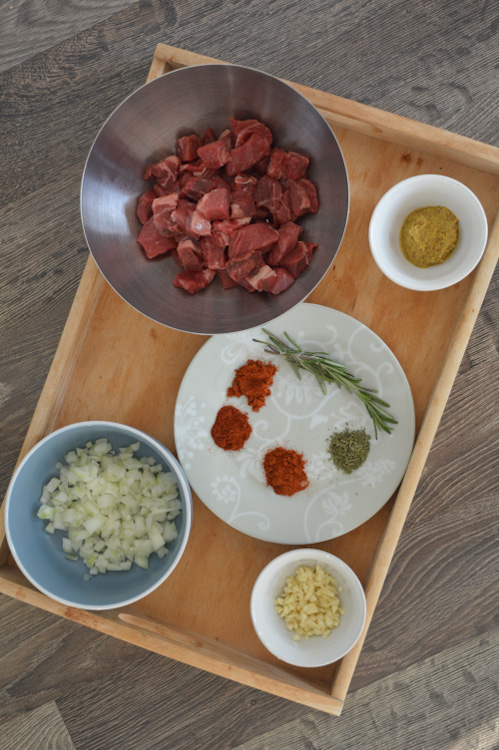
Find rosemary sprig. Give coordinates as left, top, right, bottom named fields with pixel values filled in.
left=254, top=329, right=398, bottom=439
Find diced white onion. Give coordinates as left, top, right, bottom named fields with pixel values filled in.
left=37, top=439, right=182, bottom=577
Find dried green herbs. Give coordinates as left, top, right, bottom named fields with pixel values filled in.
left=328, top=428, right=370, bottom=474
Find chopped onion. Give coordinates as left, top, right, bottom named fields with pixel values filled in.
left=37, top=438, right=182, bottom=576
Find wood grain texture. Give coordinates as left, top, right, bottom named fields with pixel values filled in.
left=0, top=0, right=498, bottom=746
left=1, top=701, right=76, bottom=750
left=234, top=628, right=499, bottom=750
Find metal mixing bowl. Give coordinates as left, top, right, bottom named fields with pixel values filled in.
left=81, top=64, right=349, bottom=335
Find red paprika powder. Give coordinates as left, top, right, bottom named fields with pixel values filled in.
left=211, top=405, right=252, bottom=451
left=263, top=447, right=309, bottom=496
left=227, top=359, right=277, bottom=412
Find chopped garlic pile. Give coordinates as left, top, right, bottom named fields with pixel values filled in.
left=274, top=564, right=344, bottom=641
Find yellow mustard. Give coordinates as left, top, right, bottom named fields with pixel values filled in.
left=399, top=206, right=459, bottom=268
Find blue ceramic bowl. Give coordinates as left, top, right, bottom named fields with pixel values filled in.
left=5, top=421, right=192, bottom=610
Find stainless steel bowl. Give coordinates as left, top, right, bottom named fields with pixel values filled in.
left=81, top=64, right=349, bottom=335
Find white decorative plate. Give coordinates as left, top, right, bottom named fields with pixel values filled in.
left=174, top=303, right=415, bottom=544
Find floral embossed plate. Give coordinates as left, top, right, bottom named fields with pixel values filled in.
left=174, top=303, right=415, bottom=544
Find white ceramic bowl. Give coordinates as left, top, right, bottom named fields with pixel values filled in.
left=369, top=174, right=488, bottom=291
left=250, top=549, right=366, bottom=667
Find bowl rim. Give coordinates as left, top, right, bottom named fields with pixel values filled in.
left=368, top=173, right=488, bottom=291
left=250, top=548, right=367, bottom=667
left=5, top=420, right=193, bottom=611
left=80, top=62, right=350, bottom=335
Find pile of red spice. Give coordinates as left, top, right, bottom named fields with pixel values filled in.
left=226, top=359, right=277, bottom=411
left=211, top=405, right=252, bottom=451
left=263, top=446, right=309, bottom=496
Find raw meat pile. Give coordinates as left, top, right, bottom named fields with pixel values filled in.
left=136, top=117, right=319, bottom=295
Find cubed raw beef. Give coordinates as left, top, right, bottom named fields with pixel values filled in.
left=267, top=267, right=295, bottom=294
left=171, top=248, right=184, bottom=267
left=177, top=134, right=202, bottom=162
left=225, top=134, right=272, bottom=176
left=176, top=238, right=204, bottom=270
left=267, top=148, right=309, bottom=180
left=177, top=173, right=193, bottom=189
left=285, top=151, right=310, bottom=180
left=181, top=176, right=230, bottom=202
left=266, top=221, right=303, bottom=265
left=253, top=176, right=291, bottom=225
left=230, top=191, right=256, bottom=220
left=212, top=218, right=252, bottom=247
left=233, top=174, right=258, bottom=195
left=271, top=190, right=294, bottom=226
left=190, top=208, right=212, bottom=237
left=170, top=199, right=195, bottom=235
left=246, top=264, right=277, bottom=292
left=136, top=190, right=156, bottom=224
left=173, top=268, right=215, bottom=294
left=289, top=178, right=319, bottom=217
left=254, top=175, right=281, bottom=212
left=153, top=181, right=181, bottom=197
left=228, top=222, right=279, bottom=260
left=181, top=176, right=218, bottom=202
left=196, top=188, right=230, bottom=221
left=230, top=118, right=273, bottom=148
left=280, top=241, right=317, bottom=277
left=143, top=155, right=180, bottom=188
left=237, top=277, right=257, bottom=292
left=179, top=159, right=215, bottom=178
left=266, top=148, right=288, bottom=180
left=137, top=218, right=177, bottom=258
left=197, top=139, right=232, bottom=169
left=152, top=193, right=179, bottom=235
left=254, top=154, right=271, bottom=175
left=202, top=127, right=217, bottom=144
left=226, top=253, right=264, bottom=281
left=201, top=236, right=226, bottom=270
left=216, top=268, right=239, bottom=289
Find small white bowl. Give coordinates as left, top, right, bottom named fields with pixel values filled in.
left=369, top=174, right=488, bottom=291
left=250, top=549, right=366, bottom=668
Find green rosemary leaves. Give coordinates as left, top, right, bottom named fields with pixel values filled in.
left=254, top=329, right=398, bottom=439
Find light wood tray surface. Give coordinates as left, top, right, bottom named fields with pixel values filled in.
left=1, top=43, right=498, bottom=715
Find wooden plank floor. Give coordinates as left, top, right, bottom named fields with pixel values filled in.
left=1, top=1, right=498, bottom=747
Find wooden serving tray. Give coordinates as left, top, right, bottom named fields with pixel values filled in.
left=1, top=44, right=498, bottom=716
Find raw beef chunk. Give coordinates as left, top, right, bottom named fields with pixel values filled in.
left=197, top=139, right=232, bottom=170
left=177, top=238, right=204, bottom=270
left=280, top=241, right=317, bottom=277
left=230, top=118, right=273, bottom=148
left=217, top=268, right=239, bottom=288
left=143, top=155, right=180, bottom=189
left=267, top=148, right=309, bottom=180
left=177, top=134, right=202, bottom=162
left=136, top=190, right=156, bottom=224
left=228, top=223, right=279, bottom=260
left=138, top=218, right=177, bottom=258
left=226, top=253, right=264, bottom=281
left=196, top=188, right=231, bottom=221
left=200, top=236, right=226, bottom=270
left=152, top=194, right=179, bottom=235
left=289, top=178, right=319, bottom=217
left=267, top=267, right=295, bottom=294
left=246, top=264, right=277, bottom=292
left=173, top=268, right=216, bottom=294
left=225, top=133, right=271, bottom=176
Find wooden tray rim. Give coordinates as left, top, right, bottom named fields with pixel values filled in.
left=1, top=43, right=498, bottom=716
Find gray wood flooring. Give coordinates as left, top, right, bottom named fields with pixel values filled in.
left=1, top=1, right=498, bottom=748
